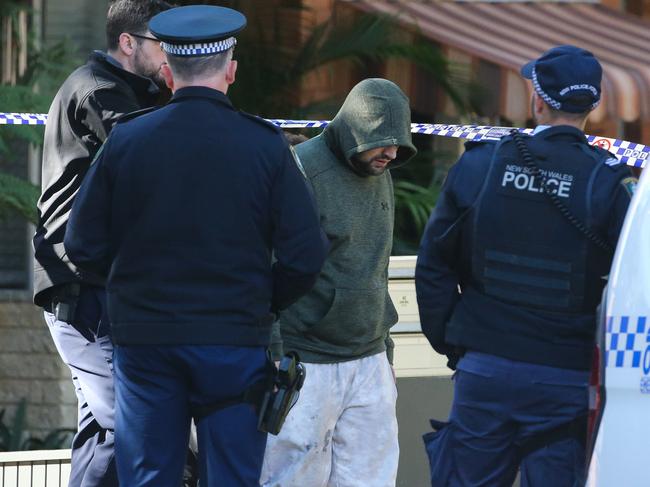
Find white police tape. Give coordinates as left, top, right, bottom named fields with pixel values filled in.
left=0, top=112, right=646, bottom=168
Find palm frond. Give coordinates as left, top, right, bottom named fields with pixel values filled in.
left=0, top=171, right=39, bottom=224
left=393, top=178, right=441, bottom=254
left=22, top=428, right=74, bottom=450
left=290, top=14, right=469, bottom=112
left=7, top=399, right=27, bottom=452
left=230, top=12, right=472, bottom=118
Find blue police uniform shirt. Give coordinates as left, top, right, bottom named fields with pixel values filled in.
left=64, top=86, right=328, bottom=347
left=415, top=124, right=636, bottom=370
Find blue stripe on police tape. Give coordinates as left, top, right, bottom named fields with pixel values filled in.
left=0, top=112, right=647, bottom=168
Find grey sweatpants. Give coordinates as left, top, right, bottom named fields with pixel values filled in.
left=45, top=310, right=117, bottom=487
left=260, top=352, right=399, bottom=487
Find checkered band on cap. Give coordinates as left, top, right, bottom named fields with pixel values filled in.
left=532, top=67, right=562, bottom=110
left=532, top=67, right=601, bottom=112
left=161, top=37, right=236, bottom=56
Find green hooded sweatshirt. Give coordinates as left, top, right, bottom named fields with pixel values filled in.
left=278, top=78, right=417, bottom=363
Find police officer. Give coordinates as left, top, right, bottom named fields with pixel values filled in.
left=64, top=5, right=328, bottom=487
left=415, top=45, right=637, bottom=487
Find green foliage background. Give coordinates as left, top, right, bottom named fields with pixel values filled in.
left=0, top=2, right=78, bottom=224
left=0, top=399, right=73, bottom=451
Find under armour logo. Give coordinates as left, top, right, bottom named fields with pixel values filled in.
left=381, top=202, right=389, bottom=210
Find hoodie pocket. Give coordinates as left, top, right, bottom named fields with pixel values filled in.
left=309, top=287, right=398, bottom=347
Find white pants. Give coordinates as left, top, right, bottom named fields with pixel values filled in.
left=260, top=352, right=399, bottom=487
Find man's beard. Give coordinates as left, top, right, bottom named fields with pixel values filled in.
left=349, top=154, right=391, bottom=177
left=133, top=50, right=165, bottom=89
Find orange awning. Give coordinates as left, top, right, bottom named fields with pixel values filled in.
left=349, top=0, right=650, bottom=123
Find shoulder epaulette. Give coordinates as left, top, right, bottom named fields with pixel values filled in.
left=239, top=111, right=281, bottom=134
left=587, top=144, right=622, bottom=169
left=464, top=139, right=497, bottom=151
left=115, top=106, right=159, bottom=125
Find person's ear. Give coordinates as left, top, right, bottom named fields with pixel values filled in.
left=161, top=63, right=174, bottom=91
left=118, top=33, right=136, bottom=57
left=225, top=59, right=237, bottom=86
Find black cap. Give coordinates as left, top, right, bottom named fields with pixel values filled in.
left=521, top=45, right=602, bottom=113
left=149, top=5, right=246, bottom=57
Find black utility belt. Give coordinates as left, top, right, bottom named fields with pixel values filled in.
left=191, top=352, right=306, bottom=436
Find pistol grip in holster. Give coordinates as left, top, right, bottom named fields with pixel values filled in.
left=190, top=352, right=305, bottom=437
left=52, top=283, right=81, bottom=323
left=257, top=351, right=306, bottom=435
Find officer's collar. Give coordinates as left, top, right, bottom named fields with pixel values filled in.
left=170, top=86, right=233, bottom=109
left=532, top=125, right=551, bottom=135
left=531, top=124, right=587, bottom=142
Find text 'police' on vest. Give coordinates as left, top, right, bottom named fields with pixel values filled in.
left=501, top=164, right=573, bottom=198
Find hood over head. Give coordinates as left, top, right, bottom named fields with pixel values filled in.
left=324, top=78, right=417, bottom=172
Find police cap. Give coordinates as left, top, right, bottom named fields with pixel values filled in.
left=149, top=5, right=246, bottom=57
left=521, top=45, right=602, bottom=114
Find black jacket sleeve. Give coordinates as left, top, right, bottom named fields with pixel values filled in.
left=64, top=138, right=114, bottom=279
left=81, top=86, right=140, bottom=143
left=270, top=147, right=328, bottom=311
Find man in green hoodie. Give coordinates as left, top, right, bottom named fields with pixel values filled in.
left=261, top=78, right=417, bottom=487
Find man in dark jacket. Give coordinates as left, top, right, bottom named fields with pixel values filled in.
left=416, top=45, right=637, bottom=487
left=64, top=5, right=327, bottom=487
left=261, top=78, right=417, bottom=487
left=32, top=1, right=170, bottom=485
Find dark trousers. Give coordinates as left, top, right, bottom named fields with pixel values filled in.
left=45, top=303, right=117, bottom=487
left=425, top=352, right=589, bottom=487
left=113, top=344, right=268, bottom=487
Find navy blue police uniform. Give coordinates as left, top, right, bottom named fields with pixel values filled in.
left=64, top=6, right=328, bottom=487
left=416, top=46, right=638, bottom=487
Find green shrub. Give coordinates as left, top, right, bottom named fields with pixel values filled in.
left=0, top=399, right=74, bottom=451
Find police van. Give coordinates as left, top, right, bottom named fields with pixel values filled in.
left=585, top=168, right=649, bottom=487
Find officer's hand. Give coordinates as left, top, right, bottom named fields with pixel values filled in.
left=446, top=353, right=460, bottom=371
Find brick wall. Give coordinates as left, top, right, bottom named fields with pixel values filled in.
left=0, top=299, right=76, bottom=438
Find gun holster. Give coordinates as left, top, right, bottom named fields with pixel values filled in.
left=191, top=352, right=306, bottom=437
left=258, top=351, right=306, bottom=435
left=51, top=283, right=81, bottom=323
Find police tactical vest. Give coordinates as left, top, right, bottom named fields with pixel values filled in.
left=470, top=127, right=611, bottom=314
